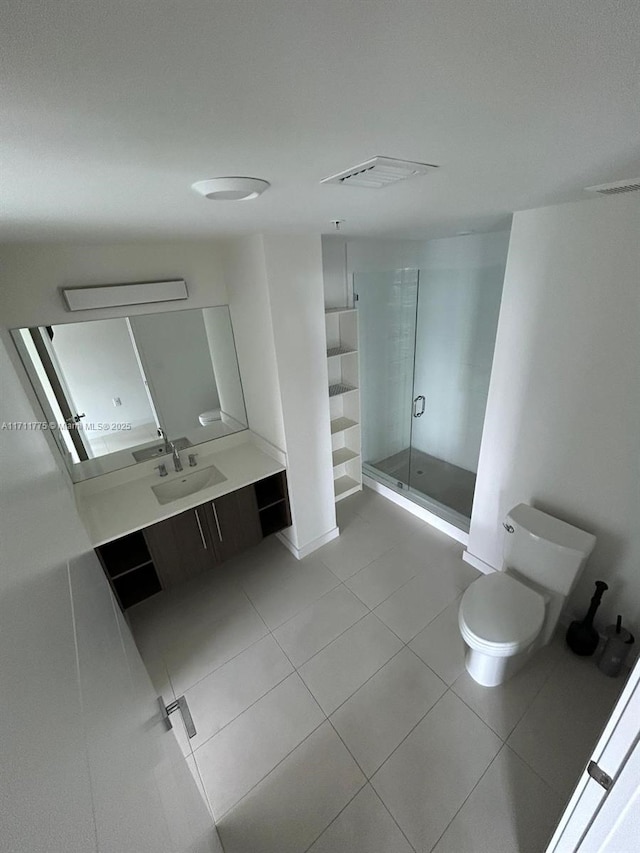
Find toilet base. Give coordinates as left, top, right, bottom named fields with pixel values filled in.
left=463, top=643, right=535, bottom=687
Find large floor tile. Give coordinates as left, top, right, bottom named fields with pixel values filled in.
left=185, top=635, right=293, bottom=750
left=195, top=673, right=325, bottom=818
left=244, top=558, right=340, bottom=629
left=371, top=691, right=502, bottom=853
left=452, top=638, right=563, bottom=740
left=409, top=596, right=465, bottom=685
left=163, top=603, right=269, bottom=695
left=374, top=571, right=459, bottom=642
left=299, top=613, right=403, bottom=714
left=307, top=784, right=413, bottom=853
left=335, top=492, right=363, bottom=530
left=316, top=516, right=396, bottom=580
left=345, top=545, right=424, bottom=609
left=237, top=541, right=309, bottom=601
left=432, top=745, right=564, bottom=853
left=273, top=586, right=368, bottom=667
left=217, top=722, right=366, bottom=853
left=352, top=488, right=427, bottom=542
left=404, top=527, right=479, bottom=589
left=507, top=651, right=622, bottom=798
left=331, top=648, right=446, bottom=776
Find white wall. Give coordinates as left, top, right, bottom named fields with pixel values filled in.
left=129, top=309, right=220, bottom=436
left=468, top=195, right=640, bottom=635
left=202, top=306, right=248, bottom=425
left=51, top=317, right=155, bottom=431
left=262, top=235, right=337, bottom=553
left=224, top=236, right=287, bottom=452
left=0, top=334, right=220, bottom=852
left=0, top=240, right=229, bottom=330
left=321, top=236, right=349, bottom=308
left=346, top=238, right=425, bottom=274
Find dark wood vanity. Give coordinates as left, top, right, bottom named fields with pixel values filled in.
left=96, top=471, right=291, bottom=609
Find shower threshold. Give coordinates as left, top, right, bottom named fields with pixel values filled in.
left=365, top=447, right=475, bottom=531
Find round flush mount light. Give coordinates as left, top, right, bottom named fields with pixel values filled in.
left=191, top=177, right=270, bottom=201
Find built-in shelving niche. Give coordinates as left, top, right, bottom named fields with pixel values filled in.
left=255, top=471, right=292, bottom=537
left=325, top=308, right=362, bottom=502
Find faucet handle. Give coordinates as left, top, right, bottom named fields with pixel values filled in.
left=155, top=463, right=168, bottom=477
left=188, top=453, right=198, bottom=467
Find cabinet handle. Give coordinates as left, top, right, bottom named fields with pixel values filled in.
left=211, top=501, right=223, bottom=541
left=194, top=509, right=207, bottom=550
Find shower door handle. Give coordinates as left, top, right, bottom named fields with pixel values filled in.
left=413, top=395, right=426, bottom=418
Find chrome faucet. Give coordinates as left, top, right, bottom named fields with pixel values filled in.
left=169, top=441, right=183, bottom=472
left=158, top=427, right=171, bottom=454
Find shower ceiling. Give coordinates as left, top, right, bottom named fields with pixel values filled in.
left=2, top=0, right=639, bottom=242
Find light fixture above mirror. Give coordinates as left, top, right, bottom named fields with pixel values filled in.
left=62, top=279, right=188, bottom=311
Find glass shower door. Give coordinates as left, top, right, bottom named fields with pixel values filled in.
left=356, top=269, right=419, bottom=492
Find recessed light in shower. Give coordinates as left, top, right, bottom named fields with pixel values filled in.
left=191, top=177, right=270, bottom=201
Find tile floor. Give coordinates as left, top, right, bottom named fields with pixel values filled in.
left=128, top=487, right=625, bottom=853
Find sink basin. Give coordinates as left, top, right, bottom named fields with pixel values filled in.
left=152, top=465, right=227, bottom=505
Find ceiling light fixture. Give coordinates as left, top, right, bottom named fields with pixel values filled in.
left=191, top=177, right=270, bottom=201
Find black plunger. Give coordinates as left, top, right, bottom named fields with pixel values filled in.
left=566, top=580, right=608, bottom=656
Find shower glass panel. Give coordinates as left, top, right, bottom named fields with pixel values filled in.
left=357, top=240, right=506, bottom=531
left=358, top=270, right=419, bottom=491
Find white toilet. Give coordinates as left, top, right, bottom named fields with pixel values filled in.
left=198, top=408, right=222, bottom=426
left=458, top=504, right=596, bottom=687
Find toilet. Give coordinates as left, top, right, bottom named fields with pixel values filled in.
left=198, top=408, right=222, bottom=426
left=459, top=504, right=596, bottom=687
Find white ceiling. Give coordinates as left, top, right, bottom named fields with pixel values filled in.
left=2, top=0, right=639, bottom=242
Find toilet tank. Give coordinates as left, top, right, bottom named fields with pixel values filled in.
left=503, top=504, right=596, bottom=596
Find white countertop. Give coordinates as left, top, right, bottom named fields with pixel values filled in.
left=74, top=431, right=286, bottom=546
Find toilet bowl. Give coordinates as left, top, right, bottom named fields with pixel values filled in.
left=458, top=504, right=596, bottom=687
left=459, top=572, right=546, bottom=686
left=198, top=408, right=222, bottom=426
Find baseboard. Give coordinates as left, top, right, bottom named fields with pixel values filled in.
left=462, top=550, right=497, bottom=575
left=363, top=475, right=469, bottom=546
left=276, top=526, right=339, bottom=560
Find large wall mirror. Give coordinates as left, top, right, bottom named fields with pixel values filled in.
left=12, top=306, right=248, bottom=481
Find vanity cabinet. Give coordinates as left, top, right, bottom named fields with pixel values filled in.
left=143, top=505, right=215, bottom=589
left=96, top=472, right=291, bottom=609
left=202, top=486, right=263, bottom=563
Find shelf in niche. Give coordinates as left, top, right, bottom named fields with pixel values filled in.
left=329, top=382, right=357, bottom=397
left=327, top=346, right=356, bottom=358
left=97, top=531, right=151, bottom=578
left=332, top=448, right=359, bottom=467
left=334, top=475, right=361, bottom=500
left=330, top=417, right=358, bottom=435
left=325, top=307, right=357, bottom=315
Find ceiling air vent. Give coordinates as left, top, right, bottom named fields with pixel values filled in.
left=585, top=179, right=640, bottom=196
left=321, top=156, right=438, bottom=188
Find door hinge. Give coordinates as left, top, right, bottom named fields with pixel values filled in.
left=587, top=760, right=613, bottom=791
left=159, top=695, right=197, bottom=739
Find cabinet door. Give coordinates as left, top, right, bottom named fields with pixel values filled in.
left=143, top=506, right=217, bottom=589
left=205, top=485, right=263, bottom=563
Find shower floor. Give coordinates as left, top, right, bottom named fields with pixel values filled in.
left=371, top=447, right=476, bottom=518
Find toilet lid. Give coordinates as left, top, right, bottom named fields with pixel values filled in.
left=460, top=572, right=545, bottom=650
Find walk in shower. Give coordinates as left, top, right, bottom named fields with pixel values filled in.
left=357, top=233, right=508, bottom=531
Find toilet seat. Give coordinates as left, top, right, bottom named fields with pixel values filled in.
left=198, top=409, right=222, bottom=426
left=459, top=572, right=545, bottom=657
